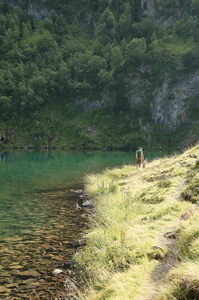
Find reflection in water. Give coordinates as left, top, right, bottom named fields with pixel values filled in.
left=0, top=150, right=167, bottom=299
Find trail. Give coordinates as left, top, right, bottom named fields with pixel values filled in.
left=136, top=177, right=196, bottom=300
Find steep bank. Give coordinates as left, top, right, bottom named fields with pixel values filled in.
left=75, top=143, right=199, bottom=299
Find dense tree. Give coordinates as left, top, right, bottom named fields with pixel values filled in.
left=96, top=7, right=118, bottom=45
left=147, top=33, right=165, bottom=75
left=98, top=69, right=115, bottom=86
left=174, top=13, right=196, bottom=36
left=110, top=46, right=124, bottom=69
left=190, top=0, right=199, bottom=16
left=119, top=3, right=132, bottom=39
left=125, top=37, right=146, bottom=67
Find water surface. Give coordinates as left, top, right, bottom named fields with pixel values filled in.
left=0, top=150, right=167, bottom=298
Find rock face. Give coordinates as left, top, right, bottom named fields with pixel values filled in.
left=127, top=68, right=199, bottom=136
left=141, top=0, right=157, bottom=16
left=27, top=2, right=51, bottom=21
left=0, top=0, right=50, bottom=21
left=151, top=69, right=199, bottom=133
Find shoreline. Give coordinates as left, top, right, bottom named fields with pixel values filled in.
left=74, top=144, right=199, bottom=299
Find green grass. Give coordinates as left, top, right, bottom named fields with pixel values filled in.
left=75, top=144, right=199, bottom=299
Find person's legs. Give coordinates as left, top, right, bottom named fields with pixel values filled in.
left=136, top=158, right=139, bottom=170
left=138, top=158, right=141, bottom=168
left=137, top=158, right=141, bottom=169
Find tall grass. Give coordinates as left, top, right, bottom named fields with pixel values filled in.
left=76, top=145, right=199, bottom=299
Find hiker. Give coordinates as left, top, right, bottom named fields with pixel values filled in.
left=136, top=147, right=144, bottom=170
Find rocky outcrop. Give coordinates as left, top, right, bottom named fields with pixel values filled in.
left=141, top=0, right=181, bottom=27
left=27, top=2, right=50, bottom=21
left=0, top=0, right=50, bottom=21
left=127, top=68, right=199, bottom=135
left=151, top=69, right=199, bottom=133
left=141, top=0, right=157, bottom=16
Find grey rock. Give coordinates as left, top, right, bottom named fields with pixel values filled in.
left=72, top=202, right=82, bottom=209
left=152, top=245, right=164, bottom=252
left=164, top=230, right=179, bottom=238
left=82, top=200, right=92, bottom=207
left=71, top=239, right=86, bottom=248
left=65, top=252, right=81, bottom=267
left=46, top=247, right=56, bottom=252
left=52, top=268, right=63, bottom=275
left=79, top=214, right=89, bottom=218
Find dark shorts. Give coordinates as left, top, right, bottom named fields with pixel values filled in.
left=136, top=157, right=142, bottom=166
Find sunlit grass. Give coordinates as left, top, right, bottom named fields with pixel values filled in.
left=78, top=144, right=199, bottom=299
left=158, top=260, right=199, bottom=300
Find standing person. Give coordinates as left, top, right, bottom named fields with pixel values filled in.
left=136, top=147, right=144, bottom=170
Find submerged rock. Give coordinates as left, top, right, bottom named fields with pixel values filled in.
left=65, top=252, right=81, bottom=267
left=73, top=190, right=83, bottom=193
left=19, top=269, right=40, bottom=278
left=46, top=247, right=56, bottom=252
left=71, top=239, right=86, bottom=248
left=72, top=202, right=82, bottom=209
left=0, top=286, right=7, bottom=293
left=79, top=214, right=89, bottom=218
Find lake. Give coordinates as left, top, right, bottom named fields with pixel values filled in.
left=0, top=150, right=167, bottom=299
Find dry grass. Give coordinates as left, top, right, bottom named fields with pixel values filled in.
left=76, top=144, right=199, bottom=300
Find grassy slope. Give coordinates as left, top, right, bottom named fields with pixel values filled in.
left=76, top=143, right=199, bottom=299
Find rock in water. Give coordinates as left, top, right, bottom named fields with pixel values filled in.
left=82, top=200, right=92, bottom=207
left=52, top=268, right=63, bottom=275
left=72, top=202, right=82, bottom=209
left=19, top=269, right=40, bottom=278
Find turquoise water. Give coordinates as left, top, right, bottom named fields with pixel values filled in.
left=0, top=150, right=167, bottom=299
left=0, top=150, right=166, bottom=238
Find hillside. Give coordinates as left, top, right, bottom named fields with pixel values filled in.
left=0, top=0, right=199, bottom=150
left=75, top=143, right=199, bottom=300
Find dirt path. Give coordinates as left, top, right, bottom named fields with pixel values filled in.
left=136, top=177, right=195, bottom=300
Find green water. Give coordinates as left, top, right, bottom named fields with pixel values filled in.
left=0, top=150, right=167, bottom=299
left=0, top=150, right=167, bottom=239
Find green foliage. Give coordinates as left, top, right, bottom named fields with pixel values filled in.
left=185, top=95, right=199, bottom=120
left=110, top=46, right=124, bottom=69
left=190, top=0, right=199, bottom=16
left=96, top=7, right=118, bottom=45
left=125, top=37, right=146, bottom=67
left=119, top=3, right=132, bottom=39
left=174, top=13, right=196, bottom=36
left=147, top=34, right=165, bottom=75
left=0, top=0, right=198, bottom=149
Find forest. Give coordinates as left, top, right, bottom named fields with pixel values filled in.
left=0, top=0, right=199, bottom=149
